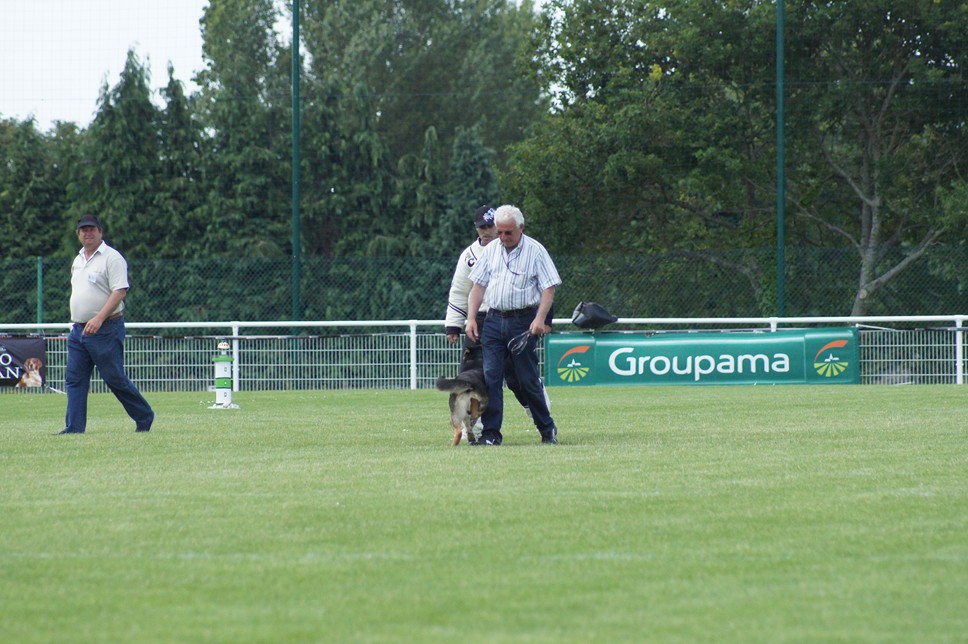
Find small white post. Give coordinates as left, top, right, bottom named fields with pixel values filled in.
left=210, top=340, right=239, bottom=409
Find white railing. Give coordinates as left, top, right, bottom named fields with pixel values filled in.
left=2, top=315, right=966, bottom=389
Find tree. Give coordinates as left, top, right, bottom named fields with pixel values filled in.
left=509, top=1, right=777, bottom=248
left=0, top=118, right=69, bottom=257
left=507, top=0, right=968, bottom=315
left=155, top=63, right=206, bottom=258
left=195, top=0, right=291, bottom=256
left=69, top=49, right=164, bottom=258
left=298, top=77, right=396, bottom=258
left=301, top=0, right=548, bottom=171
left=438, top=124, right=500, bottom=253
left=379, top=125, right=446, bottom=257
left=783, top=0, right=968, bottom=314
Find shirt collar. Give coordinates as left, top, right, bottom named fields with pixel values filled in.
left=79, top=241, right=106, bottom=262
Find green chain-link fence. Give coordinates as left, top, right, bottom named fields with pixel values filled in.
left=2, top=247, right=967, bottom=326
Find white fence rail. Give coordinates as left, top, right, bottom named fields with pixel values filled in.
left=2, top=315, right=965, bottom=392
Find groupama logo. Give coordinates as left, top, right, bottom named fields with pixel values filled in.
left=556, top=345, right=591, bottom=383
left=813, top=339, right=851, bottom=378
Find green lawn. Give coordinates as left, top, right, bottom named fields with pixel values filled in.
left=1, top=385, right=966, bottom=642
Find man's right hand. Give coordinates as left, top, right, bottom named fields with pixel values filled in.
left=446, top=333, right=459, bottom=345
left=466, top=319, right=479, bottom=343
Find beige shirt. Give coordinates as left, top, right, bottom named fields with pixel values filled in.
left=69, top=242, right=129, bottom=323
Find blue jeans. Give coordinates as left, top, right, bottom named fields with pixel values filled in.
left=480, top=313, right=555, bottom=441
left=64, top=317, right=154, bottom=433
left=466, top=313, right=527, bottom=409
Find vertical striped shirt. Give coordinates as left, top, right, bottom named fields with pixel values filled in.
left=469, top=234, right=561, bottom=311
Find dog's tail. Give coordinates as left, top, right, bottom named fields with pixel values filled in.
left=435, top=374, right=482, bottom=394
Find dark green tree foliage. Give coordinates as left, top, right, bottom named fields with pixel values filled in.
left=6, top=0, right=968, bottom=324
left=195, top=0, right=291, bottom=256
left=298, top=78, right=345, bottom=258
left=300, top=80, right=396, bottom=258
left=509, top=0, right=779, bottom=257
left=48, top=123, right=85, bottom=255
left=0, top=118, right=68, bottom=257
left=508, top=0, right=968, bottom=316
left=380, top=125, right=445, bottom=257
left=301, top=0, right=547, bottom=171
left=70, top=50, right=163, bottom=258
left=0, top=118, right=69, bottom=323
left=438, top=124, right=499, bottom=253
left=155, top=64, right=206, bottom=258
left=782, top=0, right=968, bottom=314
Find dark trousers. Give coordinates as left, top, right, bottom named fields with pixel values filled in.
left=480, top=313, right=554, bottom=440
left=464, top=314, right=528, bottom=408
left=64, top=318, right=154, bottom=433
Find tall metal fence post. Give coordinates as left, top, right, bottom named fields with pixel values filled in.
left=775, top=0, right=786, bottom=317
left=36, top=256, right=43, bottom=325
left=956, top=317, right=964, bottom=385
left=291, top=0, right=301, bottom=324
left=410, top=322, right=418, bottom=390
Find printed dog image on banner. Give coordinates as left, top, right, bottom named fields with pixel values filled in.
left=0, top=337, right=47, bottom=388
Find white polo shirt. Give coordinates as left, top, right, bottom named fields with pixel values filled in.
left=69, top=242, right=129, bottom=323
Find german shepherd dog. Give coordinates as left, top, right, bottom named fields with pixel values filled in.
left=435, top=344, right=488, bottom=446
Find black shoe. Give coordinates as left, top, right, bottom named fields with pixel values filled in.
left=55, top=429, right=84, bottom=435
left=541, top=427, right=558, bottom=445
left=135, top=413, right=155, bottom=433
left=470, top=435, right=502, bottom=446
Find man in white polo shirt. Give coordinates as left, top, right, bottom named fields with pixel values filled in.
left=58, top=215, right=154, bottom=434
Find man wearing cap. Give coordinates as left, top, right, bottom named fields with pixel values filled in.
left=466, top=205, right=561, bottom=446
left=57, top=215, right=154, bottom=434
left=444, top=205, right=500, bottom=344
left=444, top=206, right=552, bottom=428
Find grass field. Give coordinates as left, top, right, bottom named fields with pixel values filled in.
left=1, top=385, right=966, bottom=642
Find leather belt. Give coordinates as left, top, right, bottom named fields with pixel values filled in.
left=74, top=312, right=124, bottom=325
left=488, top=307, right=537, bottom=319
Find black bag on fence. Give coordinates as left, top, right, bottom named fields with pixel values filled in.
left=571, top=301, right=618, bottom=329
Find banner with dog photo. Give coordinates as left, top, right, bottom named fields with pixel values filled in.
left=0, top=337, right=47, bottom=388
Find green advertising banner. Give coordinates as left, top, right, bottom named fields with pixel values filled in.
left=546, top=328, right=859, bottom=386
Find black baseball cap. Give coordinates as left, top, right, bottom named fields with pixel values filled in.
left=76, top=215, right=102, bottom=230
left=473, top=205, right=496, bottom=228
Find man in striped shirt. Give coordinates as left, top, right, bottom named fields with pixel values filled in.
left=466, top=205, right=561, bottom=445
left=444, top=205, right=551, bottom=426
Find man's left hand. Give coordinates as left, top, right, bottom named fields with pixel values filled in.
left=530, top=320, right=550, bottom=337
left=83, top=318, right=103, bottom=336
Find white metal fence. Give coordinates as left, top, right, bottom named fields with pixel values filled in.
left=2, top=316, right=966, bottom=393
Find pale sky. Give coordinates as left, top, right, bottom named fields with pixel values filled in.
left=0, top=0, right=210, bottom=131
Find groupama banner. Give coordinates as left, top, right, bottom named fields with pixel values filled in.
left=546, top=328, right=859, bottom=386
